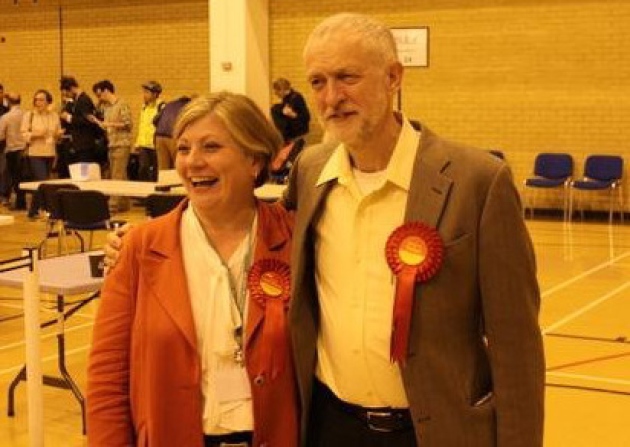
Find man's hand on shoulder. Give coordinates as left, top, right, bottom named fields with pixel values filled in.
left=104, top=223, right=133, bottom=273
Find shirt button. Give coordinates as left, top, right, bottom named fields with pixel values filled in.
left=254, top=374, right=265, bottom=386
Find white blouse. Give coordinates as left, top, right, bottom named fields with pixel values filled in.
left=180, top=204, right=257, bottom=434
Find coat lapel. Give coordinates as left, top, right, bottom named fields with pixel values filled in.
left=245, top=202, right=292, bottom=350
left=140, top=202, right=198, bottom=351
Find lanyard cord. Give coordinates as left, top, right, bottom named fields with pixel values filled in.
left=204, top=214, right=257, bottom=355
left=227, top=215, right=256, bottom=322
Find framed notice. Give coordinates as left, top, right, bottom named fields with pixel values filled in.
left=391, top=27, right=429, bottom=68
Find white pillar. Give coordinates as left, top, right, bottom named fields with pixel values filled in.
left=24, top=250, right=44, bottom=447
left=209, top=0, right=271, bottom=112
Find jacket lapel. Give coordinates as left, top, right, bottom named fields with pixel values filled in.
left=245, top=202, right=292, bottom=350
left=140, top=202, right=198, bottom=351
left=405, top=127, right=453, bottom=227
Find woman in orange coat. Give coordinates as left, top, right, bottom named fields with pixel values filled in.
left=87, top=92, right=298, bottom=447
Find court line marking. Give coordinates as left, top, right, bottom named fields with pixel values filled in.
left=0, top=345, right=90, bottom=377
left=541, top=249, right=630, bottom=299
left=542, top=280, right=630, bottom=334
left=546, top=371, right=630, bottom=387
left=0, top=300, right=95, bottom=319
left=547, top=351, right=630, bottom=371
left=0, top=321, right=94, bottom=352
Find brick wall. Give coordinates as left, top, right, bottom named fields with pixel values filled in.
left=2, top=0, right=629, bottom=212
left=0, top=0, right=208, bottom=139
left=270, top=0, right=630, bottom=212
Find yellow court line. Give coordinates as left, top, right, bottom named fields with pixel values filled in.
left=542, top=281, right=630, bottom=334
left=547, top=371, right=630, bottom=387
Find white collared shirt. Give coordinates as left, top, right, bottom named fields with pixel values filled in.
left=314, top=116, right=420, bottom=407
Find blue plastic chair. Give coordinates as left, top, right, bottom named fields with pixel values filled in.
left=523, top=153, right=573, bottom=220
left=569, top=155, right=624, bottom=223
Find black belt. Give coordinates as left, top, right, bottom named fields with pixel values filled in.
left=314, top=379, right=413, bottom=433
left=204, top=431, right=252, bottom=447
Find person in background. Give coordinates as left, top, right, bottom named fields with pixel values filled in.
left=154, top=95, right=192, bottom=171
left=284, top=12, right=545, bottom=447
left=271, top=78, right=310, bottom=144
left=135, top=80, right=163, bottom=182
left=88, top=92, right=298, bottom=447
left=0, top=93, right=27, bottom=209
left=59, top=75, right=102, bottom=166
left=55, top=96, right=75, bottom=179
left=91, top=80, right=133, bottom=212
left=21, top=89, right=62, bottom=219
left=0, top=84, right=9, bottom=117
left=0, top=83, right=9, bottom=194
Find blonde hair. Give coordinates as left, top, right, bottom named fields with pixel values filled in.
left=303, top=13, right=399, bottom=65
left=173, top=92, right=283, bottom=187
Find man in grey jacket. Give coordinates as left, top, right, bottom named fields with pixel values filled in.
left=284, top=12, right=544, bottom=447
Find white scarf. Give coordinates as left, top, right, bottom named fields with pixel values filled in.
left=180, top=204, right=257, bottom=434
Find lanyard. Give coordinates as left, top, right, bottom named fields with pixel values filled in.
left=227, top=218, right=256, bottom=357
left=205, top=214, right=257, bottom=365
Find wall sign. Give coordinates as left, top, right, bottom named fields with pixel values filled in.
left=391, top=27, right=429, bottom=68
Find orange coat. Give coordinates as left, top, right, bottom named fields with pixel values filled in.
left=87, top=200, right=298, bottom=447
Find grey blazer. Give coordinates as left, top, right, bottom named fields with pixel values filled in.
left=285, top=124, right=545, bottom=447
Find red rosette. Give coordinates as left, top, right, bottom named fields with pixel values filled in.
left=385, top=222, right=444, bottom=281
left=385, top=222, right=444, bottom=366
left=248, top=259, right=291, bottom=307
left=247, top=259, right=291, bottom=379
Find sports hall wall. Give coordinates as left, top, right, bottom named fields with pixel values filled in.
left=0, top=0, right=209, bottom=124
left=1, top=0, right=629, bottom=212
left=270, top=0, right=630, bottom=213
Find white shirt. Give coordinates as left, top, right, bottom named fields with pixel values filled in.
left=314, top=117, right=420, bottom=407
left=181, top=204, right=257, bottom=434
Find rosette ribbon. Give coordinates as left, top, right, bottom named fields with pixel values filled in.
left=247, top=258, right=291, bottom=379
left=385, top=222, right=444, bottom=366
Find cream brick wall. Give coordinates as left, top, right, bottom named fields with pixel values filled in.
left=270, top=0, right=630, bottom=213
left=0, top=0, right=208, bottom=139
left=2, top=0, right=629, bottom=212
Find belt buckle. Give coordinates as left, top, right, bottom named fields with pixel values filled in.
left=366, top=410, right=395, bottom=432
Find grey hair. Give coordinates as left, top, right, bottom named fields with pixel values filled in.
left=303, top=13, right=399, bottom=65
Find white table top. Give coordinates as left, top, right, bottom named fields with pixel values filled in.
left=0, top=215, right=15, bottom=226
left=0, top=251, right=104, bottom=295
left=19, top=179, right=286, bottom=201
left=19, top=179, right=183, bottom=198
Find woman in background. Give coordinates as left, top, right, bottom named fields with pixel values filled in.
left=21, top=89, right=61, bottom=218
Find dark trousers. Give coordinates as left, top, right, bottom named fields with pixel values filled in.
left=138, top=147, right=158, bottom=182
left=0, top=150, right=8, bottom=199
left=306, top=380, right=418, bottom=447
left=5, top=150, right=26, bottom=208
left=27, top=157, right=53, bottom=217
left=204, top=431, right=252, bottom=447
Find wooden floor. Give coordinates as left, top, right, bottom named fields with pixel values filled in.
left=1, top=206, right=630, bottom=446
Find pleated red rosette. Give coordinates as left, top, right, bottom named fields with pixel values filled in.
left=385, top=222, right=444, bottom=365
left=247, top=259, right=291, bottom=379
